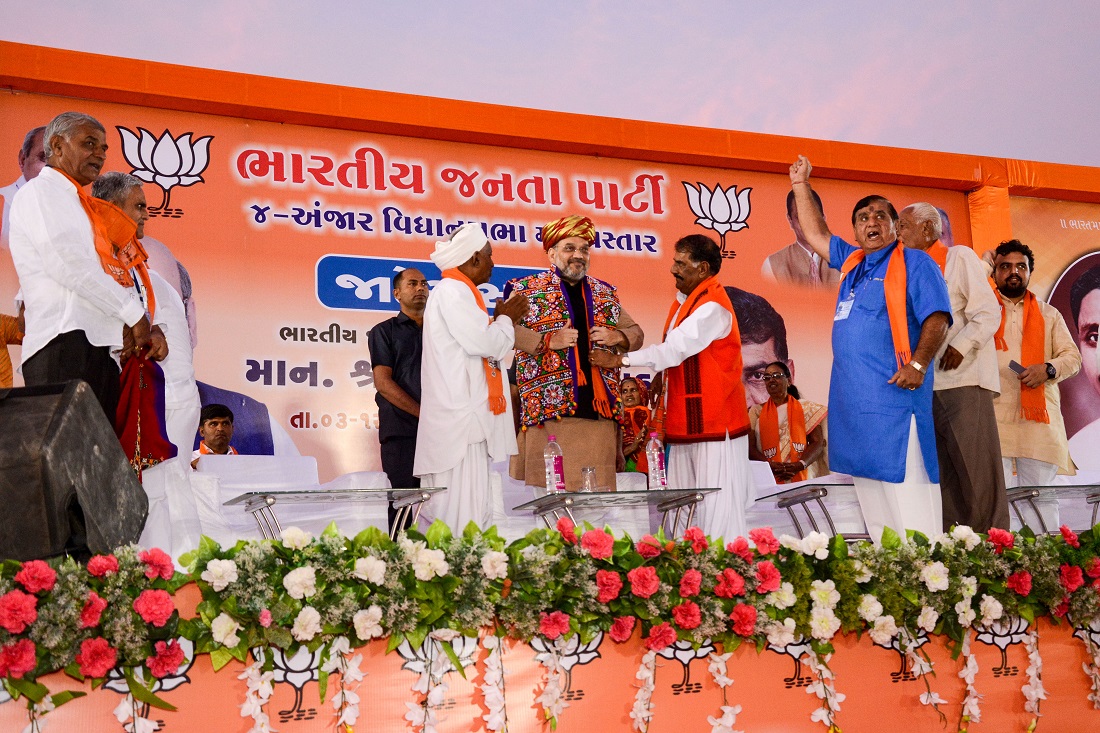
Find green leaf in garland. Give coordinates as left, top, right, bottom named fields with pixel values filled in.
left=425, top=520, right=453, bottom=548
left=123, top=667, right=177, bottom=712
left=49, top=690, right=86, bottom=707
left=386, top=633, right=405, bottom=654
left=441, top=640, right=467, bottom=680
left=352, top=525, right=389, bottom=549
left=1019, top=605, right=1035, bottom=624
left=322, top=521, right=342, bottom=539
left=5, top=677, right=48, bottom=703
left=210, top=647, right=235, bottom=672
left=880, top=527, right=902, bottom=550
left=318, top=668, right=329, bottom=703
left=829, top=534, right=848, bottom=559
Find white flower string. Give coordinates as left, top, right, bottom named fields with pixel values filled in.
left=629, top=650, right=657, bottom=732
left=957, top=631, right=983, bottom=731
left=705, top=652, right=743, bottom=733
left=534, top=637, right=567, bottom=725
left=20, top=694, right=54, bottom=733
left=803, top=649, right=844, bottom=732
left=112, top=694, right=156, bottom=733
left=1022, top=629, right=1046, bottom=729
left=321, top=637, right=364, bottom=732
left=404, top=638, right=450, bottom=733
left=1081, top=633, right=1100, bottom=710
left=238, top=659, right=275, bottom=733
left=901, top=629, right=943, bottom=721
left=480, top=635, right=509, bottom=732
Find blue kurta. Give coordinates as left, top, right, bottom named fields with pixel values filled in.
left=827, top=236, right=951, bottom=483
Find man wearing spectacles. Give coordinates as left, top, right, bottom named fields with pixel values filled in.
left=503, top=215, right=643, bottom=492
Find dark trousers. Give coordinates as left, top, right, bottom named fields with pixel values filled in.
left=22, top=330, right=120, bottom=424
left=934, top=385, right=1010, bottom=532
left=381, top=436, right=419, bottom=531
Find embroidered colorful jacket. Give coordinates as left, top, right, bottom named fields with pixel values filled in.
left=504, top=268, right=623, bottom=428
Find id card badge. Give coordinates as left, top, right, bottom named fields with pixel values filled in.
left=834, top=293, right=855, bottom=321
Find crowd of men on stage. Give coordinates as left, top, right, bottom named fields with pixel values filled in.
left=0, top=112, right=1089, bottom=547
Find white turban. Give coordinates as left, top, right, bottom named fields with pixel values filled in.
left=431, top=223, right=488, bottom=270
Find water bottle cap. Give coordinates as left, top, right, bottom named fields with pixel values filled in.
left=649, top=431, right=657, bottom=437
left=548, top=435, right=556, bottom=441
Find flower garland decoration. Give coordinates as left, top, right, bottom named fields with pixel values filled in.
left=706, top=652, right=743, bottom=733
left=629, top=650, right=657, bottom=732
left=480, top=634, right=508, bottom=732
left=1081, top=632, right=1100, bottom=710
left=1022, top=629, right=1046, bottom=728
left=113, top=693, right=156, bottom=733
left=957, top=631, right=982, bottom=731
left=321, top=636, right=364, bottom=731
left=237, top=659, right=274, bottom=733
left=534, top=635, right=567, bottom=726
left=803, top=648, right=844, bottom=731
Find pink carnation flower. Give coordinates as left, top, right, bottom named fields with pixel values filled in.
left=80, top=591, right=108, bottom=629
left=636, top=535, right=662, bottom=559
left=0, top=590, right=38, bottom=634
left=133, top=589, right=175, bottom=627
left=596, top=570, right=623, bottom=603
left=672, top=601, right=701, bottom=630
left=539, top=611, right=571, bottom=640
left=683, top=527, right=708, bottom=554
left=1060, top=525, right=1080, bottom=548
left=730, top=603, right=758, bottom=636
left=714, top=568, right=746, bottom=598
left=644, top=622, right=677, bottom=651
left=1007, top=570, right=1032, bottom=596
left=15, top=560, right=56, bottom=594
left=76, top=637, right=117, bottom=678
left=726, top=537, right=753, bottom=563
left=679, top=569, right=702, bottom=598
left=754, top=561, right=781, bottom=594
left=627, top=566, right=660, bottom=599
left=1060, top=564, right=1085, bottom=593
left=87, top=554, right=119, bottom=577
left=0, top=639, right=37, bottom=679
left=556, top=517, right=578, bottom=545
left=609, top=616, right=636, bottom=643
left=987, top=528, right=1014, bottom=554
left=749, top=527, right=780, bottom=555
left=259, top=609, right=273, bottom=628
left=140, top=548, right=175, bottom=580
left=146, top=639, right=185, bottom=678
left=580, top=529, right=614, bottom=559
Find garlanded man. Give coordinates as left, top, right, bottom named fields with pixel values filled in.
left=414, top=223, right=529, bottom=530
left=592, top=234, right=753, bottom=539
left=503, top=215, right=643, bottom=491
left=789, top=156, right=952, bottom=544
left=897, top=202, right=1008, bottom=532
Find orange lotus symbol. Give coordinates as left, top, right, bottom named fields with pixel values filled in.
left=682, top=182, right=752, bottom=258
left=117, top=126, right=213, bottom=216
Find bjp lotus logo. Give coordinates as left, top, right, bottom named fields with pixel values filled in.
left=682, top=182, right=752, bottom=259
left=117, top=127, right=213, bottom=218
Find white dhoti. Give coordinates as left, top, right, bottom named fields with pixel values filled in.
left=138, top=456, right=203, bottom=569
left=853, top=415, right=942, bottom=544
left=165, top=395, right=201, bottom=462
left=667, top=433, right=753, bottom=542
left=1002, top=457, right=1060, bottom=532
left=419, top=441, right=499, bottom=532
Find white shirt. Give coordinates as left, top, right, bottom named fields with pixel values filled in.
left=0, top=175, right=28, bottom=249
left=9, top=167, right=146, bottom=363
left=627, top=293, right=733, bottom=374
left=933, top=245, right=1001, bottom=393
left=414, top=278, right=518, bottom=476
left=147, top=269, right=198, bottom=408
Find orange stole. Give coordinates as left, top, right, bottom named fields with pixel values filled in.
left=840, top=243, right=908, bottom=369
left=441, top=268, right=507, bottom=415
left=927, top=240, right=949, bottom=274
left=758, top=396, right=808, bottom=483
left=992, top=287, right=1050, bottom=424
left=660, top=276, right=749, bottom=443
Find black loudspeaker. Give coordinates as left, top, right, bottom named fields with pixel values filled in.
left=0, top=380, right=148, bottom=561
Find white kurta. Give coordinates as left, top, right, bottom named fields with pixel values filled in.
left=414, top=278, right=518, bottom=530
left=147, top=270, right=201, bottom=457
left=627, top=292, right=752, bottom=540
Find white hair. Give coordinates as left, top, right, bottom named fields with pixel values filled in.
left=43, top=112, right=104, bottom=155
left=904, top=202, right=943, bottom=241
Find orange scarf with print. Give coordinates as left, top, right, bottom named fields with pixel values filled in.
left=199, top=442, right=239, bottom=455
left=758, top=395, right=808, bottom=483
left=840, top=243, right=909, bottom=369
left=442, top=268, right=507, bottom=415
left=58, top=169, right=156, bottom=319
left=926, top=240, right=949, bottom=274
left=992, top=287, right=1049, bottom=424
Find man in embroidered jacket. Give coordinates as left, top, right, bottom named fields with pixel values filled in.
left=591, top=234, right=753, bottom=540
left=503, top=215, right=643, bottom=492
left=898, top=203, right=1008, bottom=533
left=414, top=223, right=529, bottom=531
left=989, top=239, right=1080, bottom=530
left=789, top=156, right=951, bottom=544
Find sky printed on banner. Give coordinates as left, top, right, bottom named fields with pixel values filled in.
left=3, top=1, right=1099, bottom=167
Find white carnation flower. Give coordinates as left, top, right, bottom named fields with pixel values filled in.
left=353, top=605, right=385, bottom=640
left=211, top=612, right=241, bottom=647
left=801, top=531, right=831, bottom=560
left=283, top=566, right=318, bottom=599
left=920, top=561, right=950, bottom=592
left=480, top=551, right=509, bottom=580
left=858, top=594, right=883, bottom=623
left=352, top=556, right=386, bottom=584
left=779, top=534, right=803, bottom=551
left=200, top=559, right=238, bottom=592
left=917, top=606, right=939, bottom=633
left=869, top=615, right=898, bottom=645
left=766, top=618, right=797, bottom=647
left=960, top=576, right=978, bottom=599
left=979, top=594, right=1004, bottom=625
left=412, top=548, right=449, bottom=581
left=766, top=582, right=797, bottom=610
left=810, top=579, right=840, bottom=609
left=292, top=606, right=322, bottom=641
left=280, top=526, right=313, bottom=550
left=951, top=525, right=982, bottom=551
left=810, top=607, right=841, bottom=640
left=851, top=559, right=873, bottom=583
left=955, top=599, right=976, bottom=628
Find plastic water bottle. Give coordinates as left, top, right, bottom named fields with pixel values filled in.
left=544, top=435, right=565, bottom=494
left=646, top=432, right=667, bottom=490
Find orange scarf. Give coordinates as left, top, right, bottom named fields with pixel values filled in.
left=926, top=240, right=949, bottom=274
left=992, top=287, right=1049, bottom=423
left=758, top=395, right=808, bottom=483
left=575, top=287, right=615, bottom=419
left=199, top=442, right=239, bottom=455
left=57, top=169, right=156, bottom=320
left=840, top=244, right=910, bottom=369
left=441, top=268, right=507, bottom=415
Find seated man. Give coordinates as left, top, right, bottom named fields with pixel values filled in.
left=191, top=403, right=238, bottom=468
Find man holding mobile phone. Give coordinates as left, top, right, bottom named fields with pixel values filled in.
left=990, top=240, right=1081, bottom=522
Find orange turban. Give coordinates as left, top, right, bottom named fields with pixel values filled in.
left=541, top=215, right=595, bottom=252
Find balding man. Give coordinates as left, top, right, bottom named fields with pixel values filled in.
left=414, top=224, right=529, bottom=530
left=898, top=203, right=1007, bottom=532
left=1, top=125, right=46, bottom=249
left=9, top=112, right=153, bottom=420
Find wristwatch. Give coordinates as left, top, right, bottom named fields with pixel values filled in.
left=908, top=359, right=926, bottom=375
left=621, top=355, right=631, bottom=368
left=1045, top=362, right=1056, bottom=380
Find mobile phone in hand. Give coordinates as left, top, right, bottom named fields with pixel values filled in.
left=1009, top=360, right=1025, bottom=374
